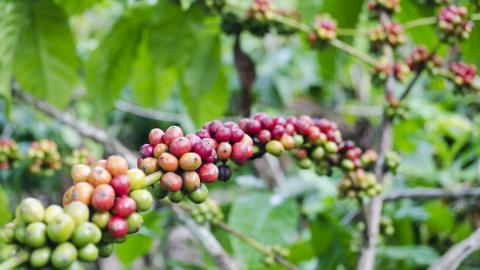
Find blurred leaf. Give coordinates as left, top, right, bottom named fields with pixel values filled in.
left=55, top=0, right=102, bottom=15
left=0, top=185, right=10, bottom=225
left=0, top=0, right=27, bottom=117
left=13, top=0, right=77, bottom=108
left=424, top=201, right=454, bottom=236
left=228, top=192, right=299, bottom=269
left=397, top=1, right=437, bottom=48
left=378, top=245, right=439, bottom=267
left=115, top=233, right=153, bottom=268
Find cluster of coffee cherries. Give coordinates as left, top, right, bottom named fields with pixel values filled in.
left=380, top=216, right=395, bottom=236
left=190, top=198, right=224, bottom=225
left=449, top=62, right=479, bottom=91
left=64, top=147, right=96, bottom=168
left=262, top=245, right=289, bottom=266
left=0, top=139, right=20, bottom=170
left=369, top=21, right=406, bottom=48
left=404, top=46, right=443, bottom=72
left=367, top=0, right=401, bottom=14
left=385, top=151, right=401, bottom=174
left=437, top=5, right=473, bottom=42
left=0, top=155, right=156, bottom=269
left=308, top=16, right=337, bottom=44
left=27, top=140, right=62, bottom=175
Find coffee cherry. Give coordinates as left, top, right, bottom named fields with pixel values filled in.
left=108, top=216, right=128, bottom=238
left=324, top=141, right=339, bottom=153
left=98, top=243, right=114, bottom=258
left=311, top=146, right=325, bottom=160
left=91, top=211, right=110, bottom=229
left=271, top=125, right=285, bottom=140
left=153, top=143, right=169, bottom=158
left=297, top=158, right=313, bottom=169
left=30, top=247, right=51, bottom=268
left=203, top=138, right=218, bottom=150
left=113, top=196, right=137, bottom=218
left=258, top=129, right=272, bottom=143
left=182, top=171, right=201, bottom=192
left=188, top=184, right=209, bottom=204
left=78, top=243, right=99, bottom=262
left=170, top=137, right=193, bottom=158
left=208, top=120, right=223, bottom=135
left=88, top=166, right=112, bottom=186
left=230, top=128, right=245, bottom=143
left=161, top=172, right=183, bottom=192
left=217, top=142, right=232, bottom=160
left=72, top=222, right=97, bottom=247
left=246, top=120, right=262, bottom=135
left=127, top=213, right=143, bottom=233
left=128, top=168, right=146, bottom=190
left=106, top=155, right=128, bottom=176
left=45, top=204, right=63, bottom=224
left=91, top=184, right=115, bottom=211
left=168, top=190, right=185, bottom=203
left=149, top=128, right=164, bottom=146
left=150, top=182, right=168, bottom=199
left=19, top=198, right=44, bottom=223
left=47, top=213, right=75, bottom=243
left=192, top=141, right=214, bottom=161
left=139, top=144, right=154, bottom=158
left=129, top=190, right=153, bottom=212
left=64, top=201, right=90, bottom=225
left=196, top=128, right=211, bottom=139
left=25, top=222, right=47, bottom=248
left=71, top=182, right=94, bottom=205
left=279, top=134, right=295, bottom=150
left=14, top=225, right=26, bottom=244
left=158, top=153, right=179, bottom=172
left=140, top=157, right=159, bottom=175
left=204, top=149, right=218, bottom=163
left=341, top=159, right=355, bottom=171
left=198, top=163, right=219, bottom=183
left=52, top=242, right=78, bottom=269
left=231, top=142, right=249, bottom=163
left=265, top=140, right=284, bottom=156
left=71, top=164, right=91, bottom=183
left=218, top=165, right=232, bottom=182
left=164, top=126, right=184, bottom=146
left=179, top=152, right=202, bottom=171
left=110, top=175, right=131, bottom=197
left=215, top=127, right=231, bottom=142
left=136, top=157, right=143, bottom=168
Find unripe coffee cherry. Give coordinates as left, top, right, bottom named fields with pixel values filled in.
left=149, top=128, right=164, bottom=146
left=324, top=141, right=339, bottom=153
left=78, top=243, right=99, bottom=262
left=297, top=158, right=313, bottom=169
left=188, top=184, right=208, bottom=204
left=106, top=155, right=128, bottom=176
left=88, top=166, right=112, bottom=186
left=19, top=198, right=45, bottom=223
left=129, top=190, right=153, bottom=212
left=110, top=175, right=131, bottom=197
left=108, top=216, right=128, bottom=238
left=161, top=172, right=183, bottom=192
left=158, top=153, right=179, bottom=172
left=265, top=140, right=284, bottom=156
left=128, top=168, right=146, bottom=190
left=72, top=222, right=97, bottom=247
left=179, top=152, right=202, bottom=171
left=198, top=163, right=219, bottom=183
left=51, top=242, right=77, bottom=269
left=168, top=190, right=185, bottom=203
left=30, top=247, right=51, bottom=268
left=71, top=182, right=94, bottom=205
left=217, top=142, right=232, bottom=160
left=127, top=213, right=143, bottom=233
left=45, top=205, right=63, bottom=224
left=71, top=164, right=91, bottom=183
left=47, top=213, right=75, bottom=243
left=98, top=243, right=114, bottom=258
left=91, top=184, right=115, bottom=211
left=25, top=222, right=47, bottom=248
left=64, top=201, right=90, bottom=225
left=183, top=171, right=201, bottom=192
left=151, top=182, right=168, bottom=199
left=170, top=137, right=192, bottom=158
left=164, top=126, right=184, bottom=146
left=140, top=157, right=159, bottom=175
left=153, top=143, right=169, bottom=158
left=91, top=211, right=110, bottom=229
left=311, top=146, right=325, bottom=160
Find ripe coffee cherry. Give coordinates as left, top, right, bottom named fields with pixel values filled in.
left=186, top=134, right=202, bottom=145
left=25, top=222, right=47, bottom=248
left=260, top=116, right=274, bottom=130
left=91, top=211, right=110, bottom=229
left=307, top=126, right=321, bottom=142
left=198, top=163, right=219, bottom=183
left=128, top=168, right=146, bottom=190
left=153, top=143, right=169, bottom=158
left=71, top=164, right=91, bottom=183
left=88, top=166, right=112, bottom=186
left=45, top=205, right=63, bottom=224
left=158, top=153, right=179, bottom=172
left=266, top=140, right=284, bottom=156
left=203, top=138, right=218, bottom=150
left=183, top=171, right=201, bottom=192
left=258, top=129, right=272, bottom=143
left=230, top=128, right=245, bottom=143
left=168, top=190, right=185, bottom=203
left=47, top=213, right=75, bottom=243
left=188, top=184, right=208, bottom=204
left=208, top=120, right=223, bottom=135
left=140, top=157, right=159, bottom=175
left=108, top=216, right=128, bottom=238
left=240, top=134, right=254, bottom=146
left=279, top=134, right=295, bottom=150
left=110, top=175, right=131, bottom=197
left=96, top=159, right=107, bottom=168
left=271, top=125, right=285, bottom=140
left=285, top=123, right=295, bottom=135
left=72, top=222, right=97, bottom=247
left=19, top=198, right=45, bottom=223
left=215, top=127, right=231, bottom=142
left=64, top=201, right=90, bottom=225
left=127, top=213, right=143, bottom=233
left=164, top=126, right=184, bottom=146
left=161, top=172, right=183, bottom=192
left=294, top=148, right=308, bottom=160
left=106, top=155, right=128, bottom=176
left=113, top=196, right=137, bottom=218
left=295, top=119, right=311, bottom=135
left=231, top=142, right=252, bottom=164
left=136, top=157, right=143, bottom=168
left=192, top=140, right=214, bottom=161
left=91, top=184, right=115, bottom=211
left=129, top=190, right=153, bottom=212
left=30, top=247, right=51, bottom=268
left=149, top=128, right=164, bottom=146
left=51, top=242, right=77, bottom=269
left=217, top=142, right=232, bottom=160
left=273, top=116, right=286, bottom=126
left=196, top=128, right=211, bottom=139
left=139, top=144, right=154, bottom=158
left=78, top=243, right=99, bottom=262
left=170, top=137, right=192, bottom=158
left=223, top=121, right=238, bottom=128
left=246, top=120, right=262, bottom=135
left=204, top=149, right=217, bottom=163
left=179, top=152, right=202, bottom=171
left=71, top=182, right=94, bottom=205
left=218, top=165, right=232, bottom=182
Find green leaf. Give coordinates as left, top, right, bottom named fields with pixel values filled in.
left=424, top=201, right=454, bottom=236
left=54, top=0, right=102, bottom=15
left=0, top=0, right=28, bottom=117
left=13, top=0, right=77, bottom=108
left=115, top=233, right=153, bottom=267
left=86, top=7, right=148, bottom=110
left=0, top=185, right=10, bottom=226
left=397, top=1, right=437, bottom=48
left=227, top=192, right=299, bottom=269
left=378, top=245, right=439, bottom=267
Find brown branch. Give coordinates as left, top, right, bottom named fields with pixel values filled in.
left=428, top=228, right=480, bottom=270
left=383, top=187, right=480, bottom=201
left=234, top=34, right=256, bottom=117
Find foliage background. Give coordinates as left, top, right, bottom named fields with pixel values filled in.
left=0, top=0, right=480, bottom=269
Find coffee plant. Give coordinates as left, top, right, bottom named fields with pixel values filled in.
left=0, top=0, right=479, bottom=269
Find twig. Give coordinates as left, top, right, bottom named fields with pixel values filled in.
left=428, top=228, right=480, bottom=270
left=114, top=100, right=188, bottom=123
left=215, top=222, right=299, bottom=270
left=331, top=39, right=378, bottom=67
left=0, top=251, right=28, bottom=270
left=383, top=187, right=480, bottom=201
left=233, top=34, right=255, bottom=117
